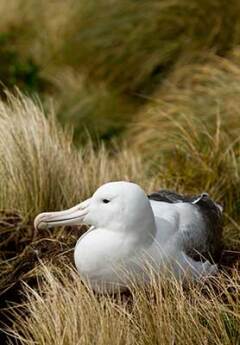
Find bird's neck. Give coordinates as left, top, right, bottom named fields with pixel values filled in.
left=126, top=217, right=157, bottom=248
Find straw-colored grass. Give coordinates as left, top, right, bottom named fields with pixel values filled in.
left=0, top=1, right=240, bottom=343
left=0, top=91, right=150, bottom=221
left=0, top=92, right=156, bottom=332
left=2, top=0, right=240, bottom=148
left=7, top=263, right=240, bottom=345
left=0, top=90, right=239, bottom=343
left=130, top=52, right=240, bottom=249
left=49, top=70, right=136, bottom=144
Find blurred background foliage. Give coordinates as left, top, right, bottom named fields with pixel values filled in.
left=1, top=0, right=240, bottom=144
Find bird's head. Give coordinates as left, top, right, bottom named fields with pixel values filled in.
left=34, top=181, right=156, bottom=236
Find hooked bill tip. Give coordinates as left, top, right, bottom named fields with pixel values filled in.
left=34, top=213, right=48, bottom=230
left=36, top=221, right=48, bottom=230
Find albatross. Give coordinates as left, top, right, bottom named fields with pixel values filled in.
left=34, top=181, right=223, bottom=292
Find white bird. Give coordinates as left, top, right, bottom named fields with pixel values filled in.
left=34, top=181, right=223, bottom=292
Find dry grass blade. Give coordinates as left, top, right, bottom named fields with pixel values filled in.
left=0, top=91, right=152, bottom=220
left=0, top=91, right=158, bottom=316
left=130, top=52, right=240, bottom=229
left=6, top=263, right=240, bottom=345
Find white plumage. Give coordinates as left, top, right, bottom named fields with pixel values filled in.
left=34, top=181, right=222, bottom=292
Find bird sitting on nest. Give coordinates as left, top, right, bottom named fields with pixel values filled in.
left=34, top=181, right=223, bottom=293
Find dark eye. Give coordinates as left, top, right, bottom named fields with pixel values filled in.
left=102, top=199, right=110, bottom=204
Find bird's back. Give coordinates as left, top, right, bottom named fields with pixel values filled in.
left=148, top=190, right=223, bottom=262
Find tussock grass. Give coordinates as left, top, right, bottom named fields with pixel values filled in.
left=62, top=0, right=240, bottom=93
left=0, top=91, right=149, bottom=221
left=49, top=70, right=136, bottom=144
left=0, top=0, right=140, bottom=137
left=2, top=0, right=240, bottom=95
left=0, top=91, right=155, bottom=320
left=0, top=2, right=239, bottom=343
left=130, top=53, right=240, bottom=249
left=0, top=88, right=238, bottom=343
left=8, top=263, right=240, bottom=345
left=2, top=0, right=240, bottom=143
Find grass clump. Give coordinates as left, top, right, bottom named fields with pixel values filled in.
left=0, top=2, right=239, bottom=343
left=8, top=263, right=240, bottom=345
left=0, top=90, right=238, bottom=343
left=0, top=91, right=154, bottom=322
left=130, top=52, right=240, bottom=246
left=2, top=0, right=240, bottom=144
left=0, top=91, right=148, bottom=221
left=2, top=0, right=240, bottom=97
left=50, top=70, right=136, bottom=144
left=62, top=0, right=240, bottom=93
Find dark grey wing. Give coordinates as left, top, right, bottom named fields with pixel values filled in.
left=148, top=190, right=223, bottom=262
left=190, top=193, right=223, bottom=262
left=148, top=189, right=194, bottom=203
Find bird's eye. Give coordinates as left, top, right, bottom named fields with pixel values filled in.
left=102, top=199, right=110, bottom=204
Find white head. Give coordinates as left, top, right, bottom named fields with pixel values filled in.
left=34, top=181, right=156, bottom=238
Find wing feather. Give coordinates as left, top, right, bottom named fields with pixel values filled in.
left=148, top=190, right=223, bottom=262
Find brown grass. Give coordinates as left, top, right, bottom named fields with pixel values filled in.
left=0, top=91, right=155, bottom=302
left=7, top=263, right=240, bottom=345
left=0, top=89, right=239, bottom=344
left=0, top=1, right=240, bottom=343
left=130, top=52, right=240, bottom=249
left=0, top=91, right=151, bottom=221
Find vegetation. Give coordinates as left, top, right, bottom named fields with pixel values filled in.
left=130, top=51, right=240, bottom=249
left=8, top=265, right=240, bottom=345
left=0, top=90, right=239, bottom=345
left=1, top=0, right=240, bottom=141
left=62, top=0, right=240, bottom=93
left=0, top=0, right=240, bottom=344
left=0, top=93, right=147, bottom=219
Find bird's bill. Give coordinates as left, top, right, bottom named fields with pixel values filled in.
left=34, top=198, right=91, bottom=230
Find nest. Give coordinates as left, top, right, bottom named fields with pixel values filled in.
left=0, top=210, right=85, bottom=299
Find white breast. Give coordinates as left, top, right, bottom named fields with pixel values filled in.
left=74, top=227, right=144, bottom=291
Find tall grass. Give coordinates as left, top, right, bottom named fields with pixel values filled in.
left=62, top=0, right=240, bottom=93
left=2, top=0, right=240, bottom=144
left=0, top=91, right=156, bottom=313
left=130, top=52, right=240, bottom=248
left=0, top=89, right=239, bottom=344
left=2, top=1, right=240, bottom=96
left=49, top=70, right=136, bottom=144
left=8, top=263, right=240, bottom=345
left=0, top=0, right=140, bottom=140
left=0, top=92, right=149, bottom=221
left=0, top=2, right=240, bottom=343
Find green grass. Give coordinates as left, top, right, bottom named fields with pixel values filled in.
left=1, top=0, right=240, bottom=138
left=62, top=0, right=240, bottom=93
left=48, top=70, right=137, bottom=144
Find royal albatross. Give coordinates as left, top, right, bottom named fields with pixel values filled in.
left=34, top=181, right=223, bottom=292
